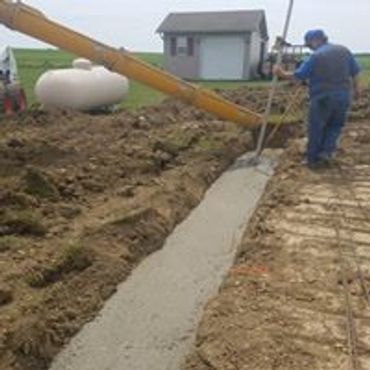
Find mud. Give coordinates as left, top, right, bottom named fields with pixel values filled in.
left=183, top=111, right=370, bottom=368
left=0, top=86, right=296, bottom=370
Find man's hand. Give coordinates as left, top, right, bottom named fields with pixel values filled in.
left=272, top=65, right=294, bottom=80
left=272, top=65, right=284, bottom=78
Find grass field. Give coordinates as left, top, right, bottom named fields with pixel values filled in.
left=13, top=48, right=265, bottom=110
left=13, top=49, right=370, bottom=111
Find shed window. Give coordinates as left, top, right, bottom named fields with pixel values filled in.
left=169, top=36, right=195, bottom=57
left=177, top=36, right=188, bottom=56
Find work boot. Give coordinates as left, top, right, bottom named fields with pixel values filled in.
left=318, top=152, right=337, bottom=167
left=301, top=158, right=326, bottom=170
left=308, top=161, right=324, bottom=170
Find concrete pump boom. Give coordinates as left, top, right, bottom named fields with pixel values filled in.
left=0, top=0, right=263, bottom=128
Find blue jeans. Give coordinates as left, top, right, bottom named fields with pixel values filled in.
left=307, top=91, right=351, bottom=164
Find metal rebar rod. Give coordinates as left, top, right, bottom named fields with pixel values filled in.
left=255, top=0, right=295, bottom=157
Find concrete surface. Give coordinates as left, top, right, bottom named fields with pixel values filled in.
left=50, top=152, right=277, bottom=370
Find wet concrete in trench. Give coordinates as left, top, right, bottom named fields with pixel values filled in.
left=50, top=152, right=278, bottom=370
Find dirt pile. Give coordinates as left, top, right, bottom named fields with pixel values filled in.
left=184, top=116, right=370, bottom=369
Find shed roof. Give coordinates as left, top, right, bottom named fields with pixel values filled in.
left=157, top=10, right=268, bottom=39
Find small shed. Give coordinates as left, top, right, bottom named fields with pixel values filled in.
left=157, top=10, right=269, bottom=81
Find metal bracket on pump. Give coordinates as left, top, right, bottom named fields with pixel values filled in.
left=91, top=43, right=114, bottom=70
left=252, top=0, right=295, bottom=165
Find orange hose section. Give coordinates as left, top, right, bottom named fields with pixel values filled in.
left=0, top=1, right=263, bottom=128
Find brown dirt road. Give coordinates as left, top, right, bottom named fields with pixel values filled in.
left=184, top=108, right=370, bottom=369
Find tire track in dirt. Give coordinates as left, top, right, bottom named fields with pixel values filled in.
left=50, top=152, right=277, bottom=370
left=184, top=120, right=370, bottom=370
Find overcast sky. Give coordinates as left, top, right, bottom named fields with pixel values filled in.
left=0, top=0, right=368, bottom=52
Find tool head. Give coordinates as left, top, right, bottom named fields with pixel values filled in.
left=232, top=152, right=278, bottom=177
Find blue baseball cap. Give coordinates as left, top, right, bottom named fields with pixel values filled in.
left=304, top=29, right=328, bottom=45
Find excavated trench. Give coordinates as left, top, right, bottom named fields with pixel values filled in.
left=49, top=151, right=279, bottom=370
left=0, top=86, right=297, bottom=370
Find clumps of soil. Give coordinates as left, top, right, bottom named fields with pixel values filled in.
left=23, top=167, right=60, bottom=200
left=0, top=191, right=37, bottom=209
left=154, top=129, right=197, bottom=156
left=0, top=209, right=47, bottom=237
left=25, top=242, right=92, bottom=288
left=0, top=286, right=13, bottom=306
left=8, top=318, right=62, bottom=369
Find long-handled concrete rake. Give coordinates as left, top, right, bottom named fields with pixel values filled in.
left=254, top=0, right=296, bottom=160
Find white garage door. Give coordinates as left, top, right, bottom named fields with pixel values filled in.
left=200, top=36, right=245, bottom=80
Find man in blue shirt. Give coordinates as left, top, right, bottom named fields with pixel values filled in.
left=274, top=30, right=361, bottom=168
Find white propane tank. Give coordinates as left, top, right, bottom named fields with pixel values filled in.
left=35, top=58, right=129, bottom=111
